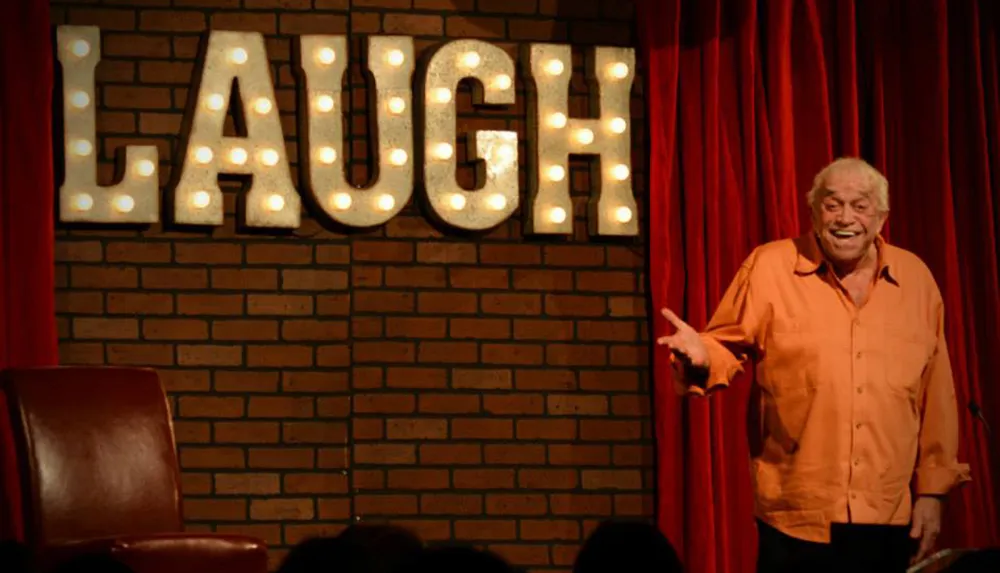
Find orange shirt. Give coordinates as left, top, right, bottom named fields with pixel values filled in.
left=678, top=233, right=971, bottom=543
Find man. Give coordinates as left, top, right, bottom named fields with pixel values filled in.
left=658, top=158, right=970, bottom=572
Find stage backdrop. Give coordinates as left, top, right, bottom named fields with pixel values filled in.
left=641, top=0, right=1000, bottom=572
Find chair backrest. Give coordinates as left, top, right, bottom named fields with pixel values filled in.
left=1, top=367, right=183, bottom=545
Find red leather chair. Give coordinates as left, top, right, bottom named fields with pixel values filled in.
left=1, top=366, right=268, bottom=573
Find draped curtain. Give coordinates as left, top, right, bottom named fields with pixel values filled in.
left=640, top=1, right=1000, bottom=572
left=0, top=0, right=58, bottom=541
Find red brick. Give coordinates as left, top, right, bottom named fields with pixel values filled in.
left=485, top=444, right=546, bottom=465
left=450, top=318, right=510, bottom=339
left=174, top=421, right=210, bottom=444
left=383, top=14, right=442, bottom=35
left=481, top=294, right=541, bottom=315
left=581, top=470, right=642, bottom=490
left=353, top=341, right=415, bottom=363
left=455, top=469, right=515, bottom=490
left=416, top=243, right=477, bottom=263
left=283, top=371, right=348, bottom=393
left=448, top=268, right=508, bottom=289
left=354, top=394, right=415, bottom=414
left=483, top=394, right=544, bottom=415
left=213, top=320, right=278, bottom=341
left=279, top=13, right=347, bottom=35
left=249, top=449, right=314, bottom=469
left=106, top=343, right=173, bottom=366
left=73, top=317, right=137, bottom=339
left=385, top=267, right=446, bottom=288
left=388, top=469, right=450, bottom=490
left=139, top=112, right=181, bottom=134
left=282, top=269, right=348, bottom=291
left=446, top=16, right=506, bottom=38
left=284, top=422, right=347, bottom=443
left=509, top=18, right=568, bottom=41
left=608, top=295, right=644, bottom=317
left=104, top=34, right=171, bottom=58
left=217, top=524, right=282, bottom=546
left=144, top=318, right=207, bottom=340
left=612, top=395, right=650, bottom=417
left=183, top=499, right=245, bottom=521
left=518, top=469, right=579, bottom=490
left=418, top=394, right=480, bottom=414
left=176, top=243, right=242, bottom=264
left=246, top=245, right=312, bottom=264
left=318, top=295, right=351, bottom=315
left=355, top=292, right=414, bottom=313
left=139, top=10, right=205, bottom=31
left=580, top=420, right=641, bottom=441
left=551, top=493, right=612, bottom=516
left=613, top=444, right=653, bottom=466
left=545, top=294, right=606, bottom=316
left=418, top=341, right=478, bottom=363
left=178, top=344, right=242, bottom=366
left=248, top=295, right=312, bottom=315
left=317, top=397, right=350, bottom=417
left=179, top=396, right=244, bottom=418
left=104, top=86, right=172, bottom=109
left=353, top=267, right=382, bottom=287
left=353, top=316, right=383, bottom=338
left=215, top=371, right=279, bottom=393
left=282, top=319, right=347, bottom=341
left=615, top=493, right=654, bottom=516
left=521, top=519, right=580, bottom=541
left=354, top=470, right=385, bottom=490
left=214, top=422, right=279, bottom=444
left=455, top=519, right=516, bottom=540
left=142, top=268, right=207, bottom=290
left=512, top=269, right=573, bottom=291
left=547, top=344, right=607, bottom=366
left=107, top=293, right=172, bottom=315
left=549, top=445, right=611, bottom=466
left=478, top=0, right=537, bottom=13
left=421, top=494, right=481, bottom=514
left=105, top=242, right=170, bottom=263
left=316, top=245, right=349, bottom=264
left=212, top=269, right=278, bottom=290
left=159, top=370, right=210, bottom=392
left=353, top=0, right=410, bottom=7
left=55, top=241, right=102, bottom=262
left=578, top=320, right=636, bottom=341
left=318, top=498, right=352, bottom=519
left=318, top=345, right=351, bottom=367
left=420, top=444, right=482, bottom=465
left=215, top=473, right=280, bottom=495
left=386, top=367, right=447, bottom=389
left=516, top=419, right=577, bottom=440
left=71, top=267, right=137, bottom=289
left=180, top=447, right=245, bottom=469
left=580, top=370, right=638, bottom=391
left=355, top=494, right=418, bottom=515
left=481, top=343, right=544, bottom=365
left=67, top=8, right=135, bottom=30
left=352, top=241, right=413, bottom=263
left=180, top=473, right=211, bottom=495
left=249, top=397, right=314, bottom=418
left=386, top=317, right=446, bottom=338
left=611, top=344, right=647, bottom=366
left=417, top=292, right=477, bottom=314
left=452, top=369, right=511, bottom=390
left=210, top=12, right=276, bottom=33
left=353, top=419, right=384, bottom=440
left=387, top=419, right=448, bottom=440
left=250, top=498, right=314, bottom=521
left=284, top=473, right=348, bottom=494
left=480, top=245, right=541, bottom=265
left=174, top=0, right=239, bottom=6
left=547, top=394, right=609, bottom=416
left=485, top=494, right=547, bottom=515
left=178, top=294, right=244, bottom=315
left=355, top=444, right=416, bottom=464
left=284, top=523, right=346, bottom=546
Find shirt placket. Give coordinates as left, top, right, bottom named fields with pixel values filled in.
left=848, top=312, right=865, bottom=520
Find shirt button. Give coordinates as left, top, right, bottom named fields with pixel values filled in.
left=857, top=387, right=863, bottom=394
left=851, top=493, right=857, bottom=499
left=856, top=351, right=862, bottom=358
left=855, top=422, right=862, bottom=429
left=853, top=459, right=860, bottom=466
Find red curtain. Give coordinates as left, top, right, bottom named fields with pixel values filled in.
left=640, top=0, right=1000, bottom=571
left=0, top=0, right=58, bottom=541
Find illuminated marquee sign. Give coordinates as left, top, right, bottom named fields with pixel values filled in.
left=55, top=26, right=637, bottom=236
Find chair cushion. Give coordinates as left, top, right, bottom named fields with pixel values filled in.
left=40, top=533, right=268, bottom=573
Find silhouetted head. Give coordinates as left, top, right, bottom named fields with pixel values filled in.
left=50, top=553, right=135, bottom=573
left=405, top=544, right=512, bottom=573
left=337, top=523, right=424, bottom=573
left=0, top=541, right=33, bottom=573
left=574, top=520, right=683, bottom=573
left=277, top=536, right=376, bottom=573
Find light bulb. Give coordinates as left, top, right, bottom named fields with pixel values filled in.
left=206, top=93, right=226, bottom=111
left=544, top=59, right=564, bottom=75
left=134, top=159, right=156, bottom=177
left=609, top=117, right=627, bottom=134
left=433, top=142, right=453, bottom=160
left=609, top=62, right=630, bottom=79
left=230, top=48, right=248, bottom=65
left=492, top=74, right=512, bottom=90
left=547, top=165, right=566, bottom=181
left=318, top=146, right=337, bottom=164
left=377, top=194, right=395, bottom=211
left=461, top=52, right=481, bottom=68
left=69, top=39, right=90, bottom=58
left=316, top=47, right=336, bottom=65
left=449, top=193, right=466, bottom=210
left=69, top=91, right=90, bottom=109
left=191, top=190, right=211, bottom=209
left=332, top=193, right=352, bottom=210
left=575, top=128, right=594, bottom=145
left=547, top=113, right=567, bottom=129
left=253, top=98, right=273, bottom=114
left=614, top=206, right=633, bottom=223
left=496, top=144, right=515, bottom=162
left=229, top=147, right=248, bottom=165
left=389, top=148, right=408, bottom=166
left=486, top=193, right=507, bottom=210
left=611, top=164, right=630, bottom=180
left=432, top=87, right=452, bottom=103
left=71, top=139, right=92, bottom=157
left=387, top=49, right=405, bottom=66
left=549, top=207, right=567, bottom=223
left=266, top=194, right=285, bottom=211
left=72, top=193, right=94, bottom=211
left=113, top=194, right=135, bottom=213
left=315, top=94, right=335, bottom=112
left=388, top=97, right=406, bottom=114
left=194, top=146, right=213, bottom=164
left=259, top=148, right=280, bottom=166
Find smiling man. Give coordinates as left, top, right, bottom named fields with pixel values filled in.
left=658, top=157, right=970, bottom=573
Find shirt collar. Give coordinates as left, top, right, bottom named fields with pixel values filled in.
left=794, top=232, right=898, bottom=285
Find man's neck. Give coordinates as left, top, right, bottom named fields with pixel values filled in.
left=829, top=243, right=879, bottom=279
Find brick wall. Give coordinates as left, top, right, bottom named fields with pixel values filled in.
left=49, top=0, right=649, bottom=570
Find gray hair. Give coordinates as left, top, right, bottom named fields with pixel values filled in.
left=807, top=157, right=889, bottom=213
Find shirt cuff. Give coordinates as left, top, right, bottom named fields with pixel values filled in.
left=915, top=463, right=972, bottom=496
left=672, top=336, right=744, bottom=397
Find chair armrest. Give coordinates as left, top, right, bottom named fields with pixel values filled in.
left=42, top=533, right=268, bottom=573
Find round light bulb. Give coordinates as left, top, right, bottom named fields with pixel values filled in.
left=492, top=74, right=512, bottom=90
left=259, top=148, right=280, bottom=166
left=389, top=148, right=408, bottom=166
left=387, top=97, right=406, bottom=114
left=315, top=94, right=335, bottom=113
left=71, top=139, right=92, bottom=157
left=69, top=39, right=90, bottom=58
left=206, top=93, right=226, bottom=111
left=72, top=193, right=94, bottom=211
left=191, top=190, right=211, bottom=209
left=614, top=206, right=634, bottom=223
left=230, top=48, right=248, bottom=65
left=544, top=59, right=565, bottom=75
left=461, top=52, right=481, bottom=68
left=611, top=164, right=630, bottom=180
left=331, top=193, right=352, bottom=210
left=547, top=165, right=566, bottom=181
left=434, top=142, right=453, bottom=160
left=449, top=193, right=467, bottom=210
left=377, top=194, right=395, bottom=211
left=486, top=193, right=507, bottom=210
left=316, top=47, right=336, bottom=65
left=134, top=159, right=156, bottom=177
left=549, top=207, right=567, bottom=224
left=609, top=62, right=630, bottom=79
left=69, top=91, right=90, bottom=109
left=387, top=49, right=405, bottom=66
left=547, top=113, right=567, bottom=129
left=229, top=147, right=248, bottom=165
left=609, top=117, right=628, bottom=134
left=253, top=98, right=273, bottom=114
left=266, top=194, right=285, bottom=211
left=194, top=146, right=214, bottom=164
left=575, top=128, right=595, bottom=145
left=113, top=194, right=135, bottom=213
left=318, top=146, right=337, bottom=164
left=432, top=87, right=452, bottom=103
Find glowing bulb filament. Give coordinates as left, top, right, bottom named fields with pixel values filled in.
left=449, top=194, right=467, bottom=210
left=316, top=47, right=336, bottom=65
left=318, top=147, right=337, bottom=164
left=432, top=87, right=452, bottom=103
left=492, top=74, right=512, bottom=90
left=389, top=149, right=408, bottom=166
left=230, top=48, right=248, bottom=65
left=575, top=129, right=595, bottom=145
left=547, top=165, right=566, bottom=181
left=609, top=117, right=628, bottom=134
left=191, top=191, right=211, bottom=209
left=614, top=206, right=633, bottom=223
left=229, top=147, right=248, bottom=165
left=377, top=194, right=395, bottom=211
left=259, top=148, right=280, bottom=167
left=609, top=62, right=630, bottom=79
left=315, top=94, right=335, bottom=113
left=549, top=207, right=567, bottom=223
left=113, top=194, right=135, bottom=213
left=434, top=143, right=454, bottom=160
left=486, top=194, right=507, bottom=210
left=206, top=94, right=226, bottom=111
left=332, top=193, right=352, bottom=210
left=266, top=194, right=285, bottom=211
left=611, top=164, right=630, bottom=180
left=194, top=147, right=213, bottom=164
left=387, top=49, right=405, bottom=66
left=134, top=160, right=156, bottom=177
left=388, top=97, right=406, bottom=114
left=544, top=59, right=565, bottom=75
left=548, top=113, right=567, bottom=129
left=254, top=98, right=273, bottom=114
left=461, top=52, right=481, bottom=68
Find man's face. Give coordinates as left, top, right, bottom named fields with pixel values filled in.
left=811, top=167, right=887, bottom=266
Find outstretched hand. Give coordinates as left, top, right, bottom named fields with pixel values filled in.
left=656, top=308, right=709, bottom=370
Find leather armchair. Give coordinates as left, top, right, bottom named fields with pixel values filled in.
left=1, top=366, right=268, bottom=573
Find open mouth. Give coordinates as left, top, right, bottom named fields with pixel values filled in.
left=829, top=229, right=861, bottom=242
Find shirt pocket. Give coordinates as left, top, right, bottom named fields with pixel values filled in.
left=881, top=321, right=935, bottom=399
left=762, top=318, right=821, bottom=398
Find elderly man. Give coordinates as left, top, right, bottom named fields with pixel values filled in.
left=658, top=158, right=970, bottom=572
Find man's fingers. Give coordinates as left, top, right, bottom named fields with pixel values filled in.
left=909, top=517, right=923, bottom=539
left=660, top=308, right=690, bottom=331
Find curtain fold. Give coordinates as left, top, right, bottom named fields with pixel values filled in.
left=641, top=0, right=1000, bottom=571
left=0, top=0, right=58, bottom=542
